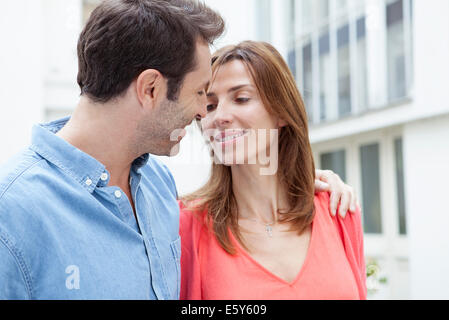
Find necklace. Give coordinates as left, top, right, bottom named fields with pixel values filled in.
left=244, top=218, right=277, bottom=237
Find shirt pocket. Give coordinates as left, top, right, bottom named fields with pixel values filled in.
left=169, top=237, right=181, bottom=299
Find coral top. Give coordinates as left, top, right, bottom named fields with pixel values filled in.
left=179, top=192, right=367, bottom=300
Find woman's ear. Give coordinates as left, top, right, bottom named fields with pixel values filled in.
left=278, top=118, right=288, bottom=128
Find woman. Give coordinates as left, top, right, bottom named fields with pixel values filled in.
left=180, top=41, right=366, bottom=300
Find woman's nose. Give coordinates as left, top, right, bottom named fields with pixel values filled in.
left=213, top=102, right=233, bottom=127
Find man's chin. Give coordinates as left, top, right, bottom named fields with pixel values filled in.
left=168, top=142, right=181, bottom=157
left=158, top=140, right=182, bottom=157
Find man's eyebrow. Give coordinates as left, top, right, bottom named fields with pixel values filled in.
left=207, top=84, right=253, bottom=97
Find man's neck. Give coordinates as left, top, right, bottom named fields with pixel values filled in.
left=56, top=98, right=139, bottom=194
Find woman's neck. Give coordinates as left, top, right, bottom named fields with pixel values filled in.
left=231, top=164, right=288, bottom=224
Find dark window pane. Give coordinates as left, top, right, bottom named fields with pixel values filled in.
left=386, top=0, right=406, bottom=101
left=387, top=0, right=403, bottom=27
left=356, top=17, right=368, bottom=111
left=337, top=24, right=350, bottom=48
left=319, top=32, right=330, bottom=56
left=302, top=43, right=313, bottom=122
left=337, top=24, right=351, bottom=117
left=319, top=29, right=331, bottom=121
left=360, top=143, right=382, bottom=234
left=303, top=43, right=312, bottom=60
left=320, top=150, right=346, bottom=182
left=395, top=138, right=407, bottom=235
left=356, top=16, right=366, bottom=39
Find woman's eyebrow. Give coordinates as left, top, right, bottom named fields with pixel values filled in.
left=207, top=84, right=253, bottom=97
left=228, top=84, right=253, bottom=93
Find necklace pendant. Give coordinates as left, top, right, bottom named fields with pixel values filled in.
left=265, top=225, right=273, bottom=237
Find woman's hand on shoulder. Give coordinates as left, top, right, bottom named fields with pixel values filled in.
left=314, top=169, right=359, bottom=219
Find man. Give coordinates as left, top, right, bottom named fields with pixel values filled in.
left=0, top=0, right=355, bottom=299
left=0, top=0, right=224, bottom=300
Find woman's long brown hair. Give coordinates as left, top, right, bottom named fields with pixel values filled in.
left=182, top=41, right=316, bottom=254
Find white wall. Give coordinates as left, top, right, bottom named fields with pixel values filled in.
left=403, top=1, right=449, bottom=298
left=0, top=0, right=45, bottom=165
left=204, top=0, right=258, bottom=48
left=42, top=0, right=82, bottom=112
left=404, top=114, right=449, bottom=299
left=0, top=0, right=83, bottom=166
left=412, top=0, right=449, bottom=118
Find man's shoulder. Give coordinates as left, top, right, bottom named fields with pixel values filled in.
left=0, top=149, right=44, bottom=202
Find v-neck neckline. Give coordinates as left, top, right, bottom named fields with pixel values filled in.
left=229, top=215, right=317, bottom=286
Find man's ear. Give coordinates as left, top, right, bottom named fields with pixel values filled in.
left=135, top=69, right=166, bottom=109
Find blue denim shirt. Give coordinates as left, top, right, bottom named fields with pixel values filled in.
left=0, top=117, right=181, bottom=300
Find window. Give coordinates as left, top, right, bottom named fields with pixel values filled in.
left=288, top=49, right=297, bottom=81
left=302, top=42, right=314, bottom=122
left=395, top=138, right=407, bottom=235
left=319, top=28, right=331, bottom=121
left=287, top=0, right=297, bottom=80
left=356, top=17, right=368, bottom=111
left=386, top=0, right=406, bottom=101
left=320, top=150, right=346, bottom=181
left=337, top=23, right=351, bottom=117
left=360, top=143, right=382, bottom=234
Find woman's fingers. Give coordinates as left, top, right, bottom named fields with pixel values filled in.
left=316, top=169, right=359, bottom=218
left=349, top=187, right=358, bottom=213
left=338, top=190, right=351, bottom=218
left=329, top=190, right=341, bottom=217
left=314, top=179, right=330, bottom=192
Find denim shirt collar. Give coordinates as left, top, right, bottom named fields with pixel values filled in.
left=29, top=116, right=149, bottom=193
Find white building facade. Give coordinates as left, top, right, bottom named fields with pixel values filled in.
left=251, top=0, right=449, bottom=299
left=1, top=0, right=448, bottom=299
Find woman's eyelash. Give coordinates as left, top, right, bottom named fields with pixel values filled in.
left=206, top=97, right=250, bottom=112
left=206, top=104, right=217, bottom=112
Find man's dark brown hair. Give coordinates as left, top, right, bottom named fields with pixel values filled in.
left=77, top=0, right=225, bottom=103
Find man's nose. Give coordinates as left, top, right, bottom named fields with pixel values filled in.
left=196, top=95, right=208, bottom=120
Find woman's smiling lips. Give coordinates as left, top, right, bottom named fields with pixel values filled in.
left=213, top=129, right=249, bottom=145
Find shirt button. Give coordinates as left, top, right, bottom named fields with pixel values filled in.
left=114, top=190, right=122, bottom=198
left=100, top=173, right=108, bottom=181
left=85, top=178, right=93, bottom=186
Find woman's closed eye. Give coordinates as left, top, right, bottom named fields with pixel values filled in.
left=206, top=104, right=217, bottom=112
left=235, top=97, right=250, bottom=103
